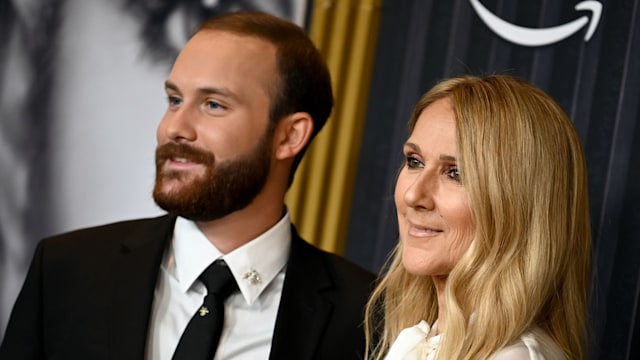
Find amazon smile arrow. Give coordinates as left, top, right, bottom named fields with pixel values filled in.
left=470, top=0, right=603, bottom=47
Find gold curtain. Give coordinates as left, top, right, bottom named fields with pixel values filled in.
left=285, top=0, right=383, bottom=254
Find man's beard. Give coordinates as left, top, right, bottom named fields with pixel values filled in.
left=152, top=129, right=272, bottom=222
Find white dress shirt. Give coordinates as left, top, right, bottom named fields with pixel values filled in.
left=145, top=214, right=292, bottom=360
left=385, top=321, right=566, bottom=360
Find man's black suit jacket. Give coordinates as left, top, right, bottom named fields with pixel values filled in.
left=0, top=215, right=376, bottom=359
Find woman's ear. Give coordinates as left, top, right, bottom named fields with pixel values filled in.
left=274, top=112, right=314, bottom=160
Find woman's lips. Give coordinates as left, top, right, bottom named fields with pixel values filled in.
left=407, top=221, right=443, bottom=237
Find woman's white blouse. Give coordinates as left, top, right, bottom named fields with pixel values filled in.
left=384, top=322, right=566, bottom=360
left=384, top=321, right=439, bottom=360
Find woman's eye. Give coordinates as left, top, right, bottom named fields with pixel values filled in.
left=446, top=167, right=461, bottom=182
left=405, top=156, right=423, bottom=169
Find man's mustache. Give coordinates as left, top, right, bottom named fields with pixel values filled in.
left=155, top=142, right=215, bottom=166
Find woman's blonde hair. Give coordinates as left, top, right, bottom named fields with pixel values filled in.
left=365, top=74, right=591, bottom=360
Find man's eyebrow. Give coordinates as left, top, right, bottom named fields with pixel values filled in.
left=164, top=81, right=177, bottom=91
left=164, top=81, right=239, bottom=101
left=198, top=86, right=238, bottom=100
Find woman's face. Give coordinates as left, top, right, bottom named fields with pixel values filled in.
left=395, top=98, right=475, bottom=277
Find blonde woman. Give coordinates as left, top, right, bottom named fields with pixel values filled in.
left=365, top=75, right=591, bottom=360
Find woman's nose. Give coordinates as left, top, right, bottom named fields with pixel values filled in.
left=403, top=171, right=436, bottom=211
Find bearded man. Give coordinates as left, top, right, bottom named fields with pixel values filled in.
left=0, top=11, right=374, bottom=360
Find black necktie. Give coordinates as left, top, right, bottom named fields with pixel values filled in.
left=172, top=259, right=239, bottom=360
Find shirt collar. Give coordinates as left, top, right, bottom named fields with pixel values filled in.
left=169, top=213, right=291, bottom=305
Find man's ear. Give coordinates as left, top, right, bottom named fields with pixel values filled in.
left=273, top=112, right=314, bottom=160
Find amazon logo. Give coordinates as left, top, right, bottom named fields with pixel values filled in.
left=470, top=0, right=603, bottom=47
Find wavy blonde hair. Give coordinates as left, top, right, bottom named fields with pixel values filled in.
left=365, top=75, right=591, bottom=360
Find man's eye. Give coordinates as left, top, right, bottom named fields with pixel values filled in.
left=206, top=100, right=223, bottom=110
left=167, top=96, right=182, bottom=106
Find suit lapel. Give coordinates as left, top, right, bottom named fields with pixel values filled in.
left=269, top=227, right=334, bottom=360
left=101, top=219, right=336, bottom=359
left=108, top=215, right=175, bottom=360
